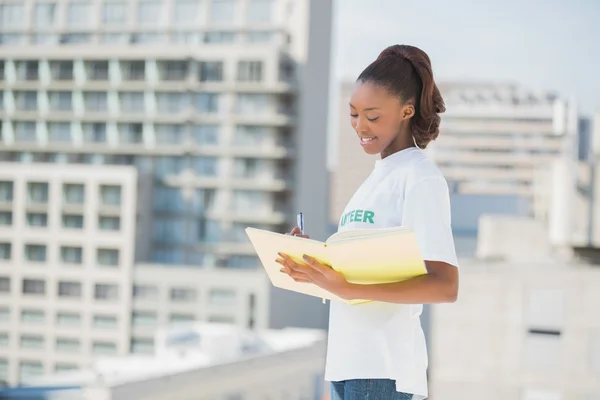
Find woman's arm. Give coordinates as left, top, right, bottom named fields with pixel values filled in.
left=277, top=253, right=458, bottom=304
left=339, top=260, right=458, bottom=304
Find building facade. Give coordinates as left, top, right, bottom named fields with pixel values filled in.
left=0, top=0, right=332, bottom=385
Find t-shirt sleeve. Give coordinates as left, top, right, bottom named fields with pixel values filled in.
left=401, top=176, right=458, bottom=267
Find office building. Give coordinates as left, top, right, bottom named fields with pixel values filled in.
left=0, top=0, right=332, bottom=385
left=0, top=322, right=328, bottom=400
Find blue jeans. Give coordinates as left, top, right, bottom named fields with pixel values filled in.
left=330, top=379, right=413, bottom=400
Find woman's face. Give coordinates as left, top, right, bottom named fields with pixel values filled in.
left=349, top=81, right=414, bottom=156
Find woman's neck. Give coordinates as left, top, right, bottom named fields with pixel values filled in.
left=380, top=135, right=416, bottom=159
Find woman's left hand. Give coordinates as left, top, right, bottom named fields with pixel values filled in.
left=276, top=253, right=351, bottom=299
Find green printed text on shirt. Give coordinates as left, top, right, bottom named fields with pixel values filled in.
left=339, top=209, right=375, bottom=227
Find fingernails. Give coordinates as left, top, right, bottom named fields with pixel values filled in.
left=302, top=254, right=309, bottom=261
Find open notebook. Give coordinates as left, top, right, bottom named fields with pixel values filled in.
left=245, top=226, right=427, bottom=305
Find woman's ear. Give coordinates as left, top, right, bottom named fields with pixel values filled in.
left=401, top=104, right=415, bottom=120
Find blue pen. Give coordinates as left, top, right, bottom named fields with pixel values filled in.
left=296, top=212, right=304, bottom=234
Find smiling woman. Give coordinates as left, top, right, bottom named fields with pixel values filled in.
left=279, top=44, right=458, bottom=400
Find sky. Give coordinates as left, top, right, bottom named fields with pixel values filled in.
left=331, top=0, right=600, bottom=117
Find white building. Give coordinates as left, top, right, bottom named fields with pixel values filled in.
left=0, top=322, right=327, bottom=400
left=0, top=0, right=333, bottom=386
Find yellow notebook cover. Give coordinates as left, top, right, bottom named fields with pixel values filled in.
left=245, top=226, right=428, bottom=305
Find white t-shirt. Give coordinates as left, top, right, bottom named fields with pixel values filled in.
left=324, top=147, right=458, bottom=399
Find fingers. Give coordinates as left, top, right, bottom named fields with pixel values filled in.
left=287, top=227, right=310, bottom=239
left=275, top=256, right=312, bottom=283
left=302, top=254, right=330, bottom=274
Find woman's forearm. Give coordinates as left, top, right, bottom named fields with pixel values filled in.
left=339, top=261, right=459, bottom=304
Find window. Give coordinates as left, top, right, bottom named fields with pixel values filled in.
left=527, top=288, right=564, bottom=330
left=194, top=157, right=218, bottom=176
left=60, top=247, right=82, bottom=264
left=103, top=1, right=126, bottom=24
left=173, top=0, right=197, bottom=23
left=26, top=213, right=48, bottom=228
left=155, top=156, right=184, bottom=178
left=153, top=218, right=185, bottom=244
left=159, top=61, right=188, bottom=81
left=228, top=255, right=258, bottom=268
left=0, top=4, right=25, bottom=28
left=0, top=213, right=11, bottom=227
left=156, top=92, right=188, bottom=113
left=118, top=123, right=143, bottom=144
left=524, top=333, right=561, bottom=371
left=0, top=244, right=9, bottom=261
left=199, top=61, right=223, bottom=82
left=21, top=309, right=44, bottom=323
left=99, top=216, right=120, bottom=231
left=19, top=361, right=43, bottom=383
left=131, top=338, right=154, bottom=354
left=235, top=126, right=270, bottom=146
left=138, top=0, right=161, bottom=24
left=60, top=33, right=92, bottom=45
left=204, top=31, right=237, bottom=44
left=152, top=249, right=185, bottom=265
left=92, top=341, right=117, bottom=355
left=15, top=61, right=38, bottom=81
left=100, top=185, right=121, bottom=206
left=15, top=91, right=38, bottom=111
left=170, top=287, right=196, bottom=302
left=14, top=122, right=37, bottom=143
left=82, top=123, right=107, bottom=143
left=232, top=190, right=268, bottom=213
left=56, top=338, right=80, bottom=352
left=0, top=308, right=8, bottom=321
left=0, top=181, right=13, bottom=202
left=56, top=312, right=80, bottom=326
left=86, top=61, right=109, bottom=81
left=25, top=245, right=47, bottom=262
left=94, top=284, right=119, bottom=301
left=247, top=0, right=273, bottom=22
left=67, top=2, right=91, bottom=26
left=210, top=0, right=235, bottom=23
left=0, top=34, right=26, bottom=44
left=48, top=122, right=71, bottom=143
left=55, top=363, right=78, bottom=373
left=34, top=3, right=56, bottom=27
left=152, top=186, right=186, bottom=212
left=97, top=249, right=119, bottom=267
left=248, top=31, right=273, bottom=43
left=27, top=182, right=49, bottom=203
left=132, top=311, right=157, bottom=326
left=155, top=124, right=185, bottom=144
left=63, top=184, right=84, bottom=205
left=102, top=33, right=129, bottom=44
left=50, top=61, right=73, bottom=80
left=236, top=93, right=270, bottom=115
left=120, top=92, right=145, bottom=113
left=197, top=219, right=221, bottom=243
left=93, top=315, right=117, bottom=329
left=49, top=92, right=72, bottom=111
left=0, top=333, right=8, bottom=347
left=209, top=288, right=236, bottom=306
left=170, top=314, right=195, bottom=323
left=0, top=277, right=9, bottom=293
left=58, top=281, right=81, bottom=298
left=84, top=92, right=108, bottom=112
left=122, top=61, right=145, bottom=81
left=62, top=214, right=84, bottom=229
left=194, top=125, right=219, bottom=145
left=208, top=314, right=235, bottom=324
left=195, top=93, right=220, bottom=113
left=237, top=61, right=263, bottom=82
left=20, top=335, right=44, bottom=349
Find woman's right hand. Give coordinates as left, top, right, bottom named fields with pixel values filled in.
left=287, top=226, right=310, bottom=239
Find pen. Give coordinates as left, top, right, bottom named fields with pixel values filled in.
left=296, top=212, right=304, bottom=235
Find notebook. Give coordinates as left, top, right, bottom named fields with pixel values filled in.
left=245, top=226, right=427, bottom=305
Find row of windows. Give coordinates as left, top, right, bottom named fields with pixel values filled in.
left=0, top=0, right=275, bottom=29
left=0, top=359, right=80, bottom=381
left=0, top=59, right=283, bottom=83
left=0, top=280, right=119, bottom=300
left=0, top=212, right=120, bottom=231
left=0, top=335, right=119, bottom=354
left=0, top=244, right=119, bottom=266
left=1, top=30, right=280, bottom=46
left=1, top=93, right=293, bottom=117
left=133, top=284, right=237, bottom=305
left=0, top=181, right=121, bottom=206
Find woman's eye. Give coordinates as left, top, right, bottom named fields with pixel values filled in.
left=350, top=114, right=358, bottom=118
left=367, top=117, right=379, bottom=122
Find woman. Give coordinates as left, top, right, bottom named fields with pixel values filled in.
left=277, top=44, right=459, bottom=400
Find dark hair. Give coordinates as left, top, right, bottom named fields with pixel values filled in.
left=357, top=44, right=445, bottom=149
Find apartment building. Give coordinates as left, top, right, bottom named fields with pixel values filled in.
left=0, top=0, right=333, bottom=385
